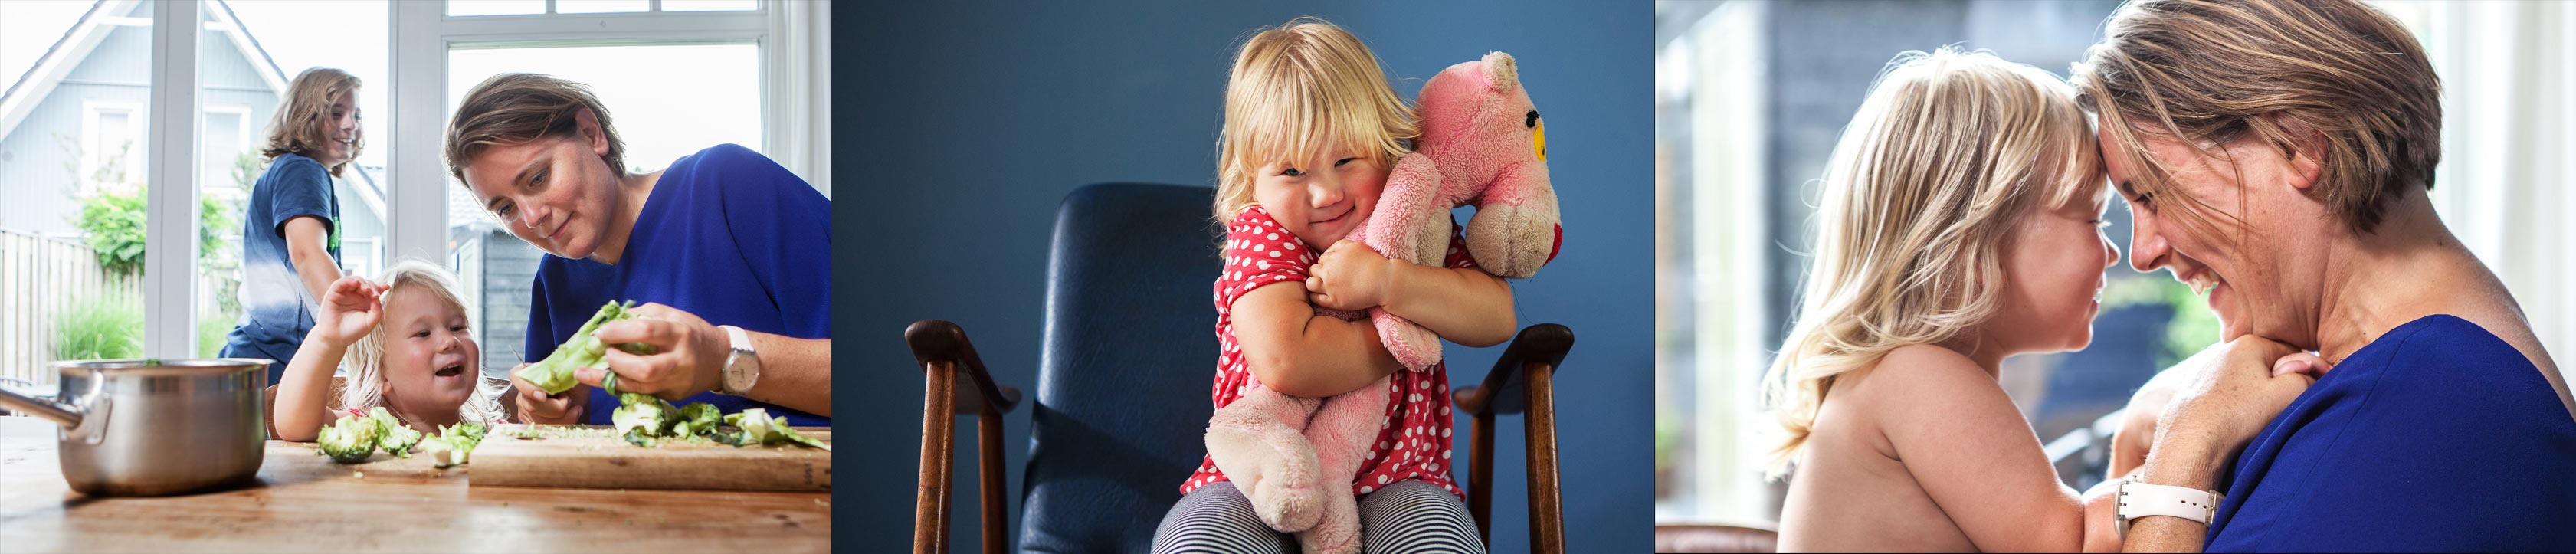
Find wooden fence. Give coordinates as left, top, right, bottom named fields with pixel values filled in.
left=1, top=229, right=139, bottom=388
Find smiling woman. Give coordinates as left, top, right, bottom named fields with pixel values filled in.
left=442, top=72, right=834, bottom=429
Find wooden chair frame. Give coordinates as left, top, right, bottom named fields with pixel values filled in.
left=909, top=319, right=1572, bottom=554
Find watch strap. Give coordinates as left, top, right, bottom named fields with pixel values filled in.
left=2116, top=479, right=2224, bottom=538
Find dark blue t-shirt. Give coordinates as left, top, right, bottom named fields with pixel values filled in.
left=221, top=152, right=339, bottom=383
left=2207, top=314, right=2576, bottom=552
left=521, top=144, right=831, bottom=427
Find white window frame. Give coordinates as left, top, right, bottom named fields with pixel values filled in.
left=201, top=103, right=252, bottom=198
left=78, top=100, right=146, bottom=195
left=142, top=0, right=204, bottom=358
left=385, top=0, right=830, bottom=264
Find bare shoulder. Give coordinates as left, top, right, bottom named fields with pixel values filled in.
left=1827, top=344, right=2014, bottom=431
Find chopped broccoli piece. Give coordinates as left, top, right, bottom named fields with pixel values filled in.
left=316, top=414, right=382, bottom=464
left=515, top=300, right=654, bottom=395
left=368, top=407, right=424, bottom=457
left=610, top=392, right=680, bottom=438
left=723, top=408, right=830, bottom=451
left=420, top=437, right=467, bottom=467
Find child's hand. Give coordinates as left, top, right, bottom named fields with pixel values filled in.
left=510, top=362, right=584, bottom=424
left=313, top=275, right=387, bottom=346
left=1305, top=240, right=1399, bottom=311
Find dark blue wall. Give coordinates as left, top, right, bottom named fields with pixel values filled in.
left=834, top=2, right=1652, bottom=552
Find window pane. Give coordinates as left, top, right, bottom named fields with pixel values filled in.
left=211, top=0, right=391, bottom=362
left=447, top=0, right=544, bottom=17
left=444, top=43, right=761, bottom=372
left=661, top=0, right=756, bottom=12
left=0, top=1, right=150, bottom=383
left=556, top=0, right=648, bottom=15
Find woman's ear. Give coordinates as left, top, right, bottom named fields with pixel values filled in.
left=575, top=107, right=611, bottom=157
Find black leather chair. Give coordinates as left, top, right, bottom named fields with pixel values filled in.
left=911, top=183, right=1571, bottom=553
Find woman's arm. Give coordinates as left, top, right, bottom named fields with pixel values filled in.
left=1232, top=282, right=1404, bottom=398
left=582, top=304, right=832, bottom=415
left=1306, top=240, right=1517, bottom=348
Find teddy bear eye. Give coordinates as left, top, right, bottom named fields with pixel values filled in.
left=1525, top=110, right=1540, bottom=128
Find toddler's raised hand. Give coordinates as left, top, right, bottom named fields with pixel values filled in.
left=313, top=275, right=386, bottom=347
left=1305, top=240, right=1398, bottom=311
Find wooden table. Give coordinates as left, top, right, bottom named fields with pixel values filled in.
left=0, top=417, right=831, bottom=553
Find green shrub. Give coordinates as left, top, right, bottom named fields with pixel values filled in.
left=54, top=292, right=143, bottom=360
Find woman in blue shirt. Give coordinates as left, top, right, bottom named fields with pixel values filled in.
left=2073, top=0, right=2576, bottom=550
left=443, top=73, right=831, bottom=426
left=221, top=67, right=362, bottom=384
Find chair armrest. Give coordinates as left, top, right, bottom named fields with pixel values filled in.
left=1454, top=323, right=1574, bottom=417
left=906, top=320, right=1023, bottom=415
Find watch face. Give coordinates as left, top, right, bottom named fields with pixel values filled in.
left=725, top=352, right=756, bottom=392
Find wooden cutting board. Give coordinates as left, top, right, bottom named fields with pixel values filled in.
left=466, top=425, right=831, bottom=492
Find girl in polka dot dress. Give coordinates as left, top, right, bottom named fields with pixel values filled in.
left=1148, top=18, right=1518, bottom=554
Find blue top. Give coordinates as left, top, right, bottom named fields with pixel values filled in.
left=2207, top=314, right=2576, bottom=552
left=521, top=144, right=831, bottom=427
left=221, top=152, right=339, bottom=383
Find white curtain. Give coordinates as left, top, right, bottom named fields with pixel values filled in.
left=2379, top=1, right=2576, bottom=384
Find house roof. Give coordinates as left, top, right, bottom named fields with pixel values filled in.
left=0, top=0, right=289, bottom=152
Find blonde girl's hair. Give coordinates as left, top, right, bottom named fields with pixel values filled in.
left=340, top=258, right=510, bottom=425
left=2072, top=0, right=2440, bottom=238
left=1760, top=48, right=2106, bottom=477
left=444, top=73, right=628, bottom=185
left=261, top=67, right=362, bottom=177
left=1213, top=16, right=1417, bottom=223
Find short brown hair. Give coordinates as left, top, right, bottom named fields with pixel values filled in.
left=262, top=67, right=362, bottom=177
left=443, top=73, right=628, bottom=185
left=2072, top=0, right=2441, bottom=235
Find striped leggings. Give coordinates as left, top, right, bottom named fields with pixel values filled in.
left=1149, top=480, right=1485, bottom=554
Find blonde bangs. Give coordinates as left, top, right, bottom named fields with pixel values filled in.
left=1213, top=17, right=1414, bottom=221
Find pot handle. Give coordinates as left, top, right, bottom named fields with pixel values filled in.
left=67, top=390, right=110, bottom=445
left=0, top=385, right=83, bottom=431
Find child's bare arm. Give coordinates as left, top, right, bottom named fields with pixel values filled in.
left=272, top=333, right=348, bottom=442
left=274, top=276, right=385, bottom=441
left=1306, top=240, right=1517, bottom=347
left=1874, top=345, right=2090, bottom=552
left=1233, top=281, right=1403, bottom=398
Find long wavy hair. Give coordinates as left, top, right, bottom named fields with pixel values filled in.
left=1761, top=48, right=2105, bottom=477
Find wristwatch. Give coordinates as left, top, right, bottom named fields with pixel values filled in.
left=2115, top=478, right=2224, bottom=538
left=716, top=325, right=762, bottom=396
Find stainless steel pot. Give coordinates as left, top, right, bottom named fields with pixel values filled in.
left=0, top=359, right=270, bottom=496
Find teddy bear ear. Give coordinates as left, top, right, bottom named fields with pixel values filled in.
left=1482, top=51, right=1519, bottom=93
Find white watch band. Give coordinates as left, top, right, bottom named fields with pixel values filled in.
left=718, top=324, right=755, bottom=395
left=2116, top=479, right=2224, bottom=538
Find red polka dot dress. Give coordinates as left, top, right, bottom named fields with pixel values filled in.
left=1181, top=205, right=1479, bottom=500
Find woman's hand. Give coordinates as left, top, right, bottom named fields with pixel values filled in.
left=313, top=276, right=387, bottom=347
left=510, top=362, right=584, bottom=424
left=1306, top=240, right=1398, bottom=311
left=586, top=303, right=729, bottom=402
left=2141, top=336, right=2324, bottom=490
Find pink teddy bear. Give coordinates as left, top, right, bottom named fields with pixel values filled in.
left=1202, top=51, right=1558, bottom=554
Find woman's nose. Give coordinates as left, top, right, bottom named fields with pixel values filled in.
left=2128, top=210, right=2168, bottom=273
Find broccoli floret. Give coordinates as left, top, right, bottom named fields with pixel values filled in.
left=515, top=300, right=654, bottom=395
left=367, top=407, right=424, bottom=457
left=316, top=414, right=382, bottom=464
left=610, top=392, right=681, bottom=439
left=423, top=421, right=487, bottom=467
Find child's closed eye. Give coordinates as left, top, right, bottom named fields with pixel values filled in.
left=1333, top=157, right=1357, bottom=167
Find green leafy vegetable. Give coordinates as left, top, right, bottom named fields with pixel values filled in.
left=316, top=414, right=382, bottom=464
left=425, top=421, right=487, bottom=467
left=515, top=300, right=660, bottom=395
left=368, top=407, right=424, bottom=457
